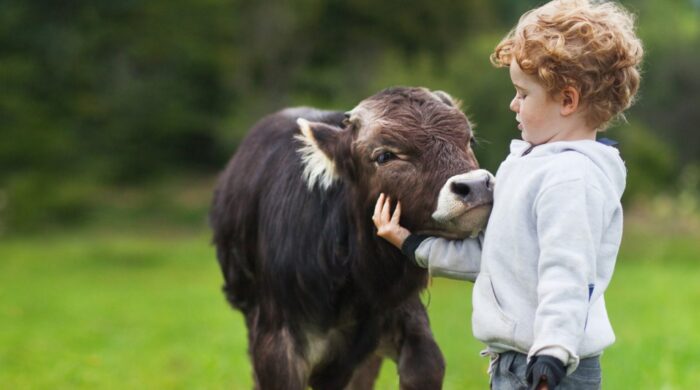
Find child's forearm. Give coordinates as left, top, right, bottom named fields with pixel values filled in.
left=414, top=235, right=483, bottom=281
left=372, top=193, right=483, bottom=280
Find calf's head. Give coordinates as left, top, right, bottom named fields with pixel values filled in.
left=296, top=87, right=493, bottom=239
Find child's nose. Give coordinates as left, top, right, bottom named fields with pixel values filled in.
left=509, top=96, right=519, bottom=113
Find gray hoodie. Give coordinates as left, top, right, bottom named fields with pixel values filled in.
left=415, top=139, right=626, bottom=373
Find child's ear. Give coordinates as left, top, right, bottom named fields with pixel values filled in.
left=560, top=86, right=580, bottom=116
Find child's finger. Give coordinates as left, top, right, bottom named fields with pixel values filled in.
left=373, top=193, right=384, bottom=222
left=381, top=196, right=392, bottom=222
left=391, top=201, right=402, bottom=224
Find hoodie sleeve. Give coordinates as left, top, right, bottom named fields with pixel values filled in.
left=529, top=178, right=604, bottom=374
left=411, top=233, right=483, bottom=281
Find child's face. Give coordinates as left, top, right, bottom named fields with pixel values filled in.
left=508, top=60, right=564, bottom=145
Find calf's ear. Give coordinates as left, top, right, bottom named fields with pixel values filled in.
left=295, top=118, right=352, bottom=190
left=433, top=90, right=462, bottom=109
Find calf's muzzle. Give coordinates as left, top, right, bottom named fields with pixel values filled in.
left=428, top=169, right=495, bottom=238
left=449, top=173, right=494, bottom=206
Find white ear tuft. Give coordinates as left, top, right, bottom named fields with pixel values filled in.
left=297, top=118, right=313, bottom=139
left=294, top=118, right=339, bottom=191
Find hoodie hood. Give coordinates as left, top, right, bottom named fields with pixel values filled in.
left=509, top=139, right=627, bottom=197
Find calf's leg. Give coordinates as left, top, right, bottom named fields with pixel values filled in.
left=343, top=354, right=383, bottom=390
left=249, top=324, right=309, bottom=390
left=396, top=300, right=445, bottom=390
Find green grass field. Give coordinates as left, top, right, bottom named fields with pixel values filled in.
left=1, top=219, right=699, bottom=389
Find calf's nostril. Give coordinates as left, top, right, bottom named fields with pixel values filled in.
left=451, top=182, right=471, bottom=198
left=484, top=176, right=494, bottom=191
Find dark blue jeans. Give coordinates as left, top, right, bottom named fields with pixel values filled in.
left=490, top=351, right=602, bottom=390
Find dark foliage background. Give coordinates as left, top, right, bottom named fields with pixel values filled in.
left=1, top=0, right=698, bottom=232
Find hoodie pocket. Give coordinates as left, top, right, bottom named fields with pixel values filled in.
left=472, top=274, right=516, bottom=346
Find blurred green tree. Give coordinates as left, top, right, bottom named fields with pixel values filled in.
left=0, top=0, right=697, bottom=231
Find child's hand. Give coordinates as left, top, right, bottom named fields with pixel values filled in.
left=372, top=193, right=411, bottom=249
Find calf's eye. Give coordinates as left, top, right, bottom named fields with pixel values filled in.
left=376, top=151, right=396, bottom=164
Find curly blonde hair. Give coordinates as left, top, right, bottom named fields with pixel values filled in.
left=490, top=0, right=644, bottom=130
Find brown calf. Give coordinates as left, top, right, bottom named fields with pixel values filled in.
left=210, top=87, right=493, bottom=389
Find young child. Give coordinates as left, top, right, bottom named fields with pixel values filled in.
left=373, top=1, right=643, bottom=389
